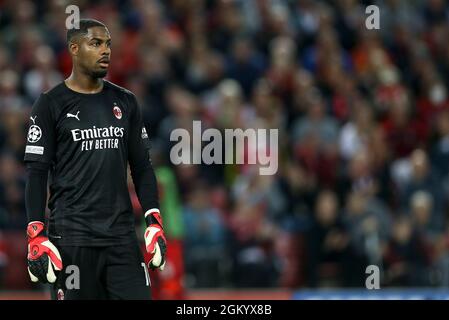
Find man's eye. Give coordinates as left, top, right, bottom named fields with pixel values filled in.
left=92, top=42, right=100, bottom=47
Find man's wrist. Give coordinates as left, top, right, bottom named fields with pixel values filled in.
left=27, top=221, right=45, bottom=239
left=144, top=208, right=163, bottom=228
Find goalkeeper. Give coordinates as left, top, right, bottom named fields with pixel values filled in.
left=24, top=19, right=166, bottom=300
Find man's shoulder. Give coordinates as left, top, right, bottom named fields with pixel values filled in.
left=42, top=80, right=135, bottom=96
left=104, top=80, right=135, bottom=99
left=41, top=82, right=70, bottom=105
left=43, top=81, right=66, bottom=96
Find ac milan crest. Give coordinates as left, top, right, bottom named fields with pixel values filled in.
left=57, top=289, right=65, bottom=300
left=113, top=104, right=122, bottom=119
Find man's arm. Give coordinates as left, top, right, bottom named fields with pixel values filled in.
left=25, top=167, right=63, bottom=283
left=128, top=94, right=166, bottom=270
left=25, top=162, right=49, bottom=224
left=24, top=93, right=62, bottom=283
left=129, top=150, right=160, bottom=214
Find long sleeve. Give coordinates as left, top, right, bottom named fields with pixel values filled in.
left=127, top=94, right=159, bottom=214
left=24, top=92, right=55, bottom=224
left=25, top=162, right=50, bottom=223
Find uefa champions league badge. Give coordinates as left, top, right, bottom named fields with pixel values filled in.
left=27, top=125, right=42, bottom=143
left=27, top=116, right=42, bottom=143
left=113, top=102, right=122, bottom=120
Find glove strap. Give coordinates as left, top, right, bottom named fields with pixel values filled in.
left=27, top=221, right=45, bottom=239
left=144, top=208, right=163, bottom=228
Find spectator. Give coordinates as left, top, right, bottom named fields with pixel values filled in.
left=339, top=100, right=375, bottom=161
left=343, top=190, right=391, bottom=268
left=410, top=190, right=440, bottom=242
left=183, top=181, right=227, bottom=288
left=0, top=152, right=26, bottom=230
left=400, top=149, right=445, bottom=232
left=23, top=45, right=63, bottom=102
left=383, top=215, right=433, bottom=286
left=305, top=190, right=353, bottom=287
left=292, top=90, right=339, bottom=187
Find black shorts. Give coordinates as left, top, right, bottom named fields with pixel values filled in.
left=50, top=241, right=151, bottom=300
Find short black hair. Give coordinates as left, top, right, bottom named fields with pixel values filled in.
left=66, top=19, right=107, bottom=44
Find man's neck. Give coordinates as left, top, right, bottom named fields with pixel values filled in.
left=65, top=71, right=104, bottom=94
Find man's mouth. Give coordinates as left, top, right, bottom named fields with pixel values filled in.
left=98, top=58, right=110, bottom=67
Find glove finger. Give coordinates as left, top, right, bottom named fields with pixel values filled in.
left=151, top=242, right=162, bottom=267
left=145, top=226, right=163, bottom=254
left=46, top=257, right=57, bottom=283
left=159, top=260, right=166, bottom=271
left=157, top=237, right=167, bottom=256
left=42, top=240, right=63, bottom=271
left=28, top=267, right=39, bottom=283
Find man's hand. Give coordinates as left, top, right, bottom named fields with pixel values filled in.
left=27, top=221, right=63, bottom=283
left=144, top=209, right=167, bottom=271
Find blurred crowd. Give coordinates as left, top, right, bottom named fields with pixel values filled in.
left=2, top=0, right=449, bottom=290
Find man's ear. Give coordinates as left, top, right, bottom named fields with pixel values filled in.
left=68, top=42, right=79, bottom=56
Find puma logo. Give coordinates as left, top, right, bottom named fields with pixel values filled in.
left=30, top=116, right=37, bottom=124
left=67, top=111, right=80, bottom=121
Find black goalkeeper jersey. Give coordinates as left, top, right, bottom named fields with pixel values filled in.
left=24, top=80, right=153, bottom=246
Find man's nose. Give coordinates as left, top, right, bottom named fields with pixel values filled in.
left=101, top=45, right=110, bottom=56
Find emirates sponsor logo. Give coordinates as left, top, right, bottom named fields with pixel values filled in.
left=71, top=126, right=125, bottom=151
left=71, top=126, right=124, bottom=141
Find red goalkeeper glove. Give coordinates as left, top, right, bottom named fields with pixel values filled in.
left=27, top=221, right=63, bottom=283
left=144, top=209, right=167, bottom=271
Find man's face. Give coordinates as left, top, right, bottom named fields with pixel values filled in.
left=72, top=26, right=111, bottom=78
